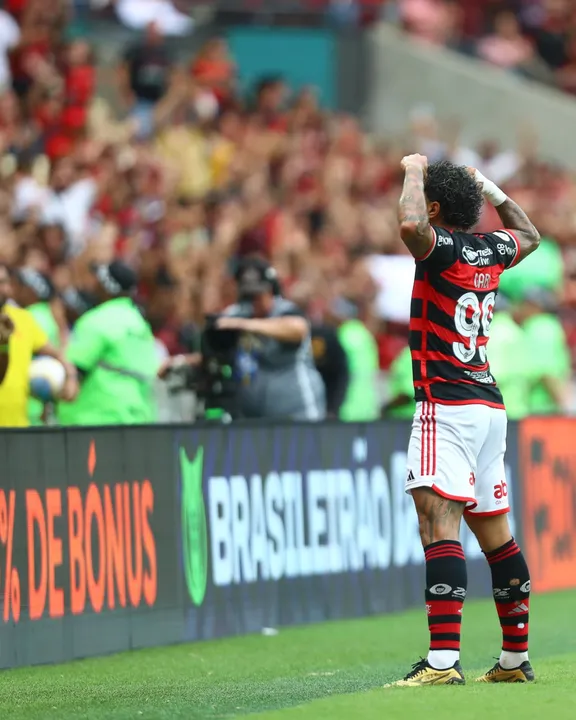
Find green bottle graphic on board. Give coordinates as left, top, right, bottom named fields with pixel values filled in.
left=181, top=446, right=208, bottom=607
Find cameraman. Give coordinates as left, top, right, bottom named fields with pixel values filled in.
left=162, top=258, right=326, bottom=421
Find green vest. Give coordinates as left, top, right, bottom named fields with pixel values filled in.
left=337, top=320, right=380, bottom=421
left=59, top=298, right=159, bottom=426
left=523, top=313, right=570, bottom=415
left=387, top=345, right=415, bottom=419
left=488, top=312, right=531, bottom=420
left=499, top=237, right=563, bottom=301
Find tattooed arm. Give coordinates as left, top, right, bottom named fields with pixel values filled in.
left=469, top=167, right=540, bottom=264
left=494, top=197, right=540, bottom=263
left=398, top=154, right=435, bottom=259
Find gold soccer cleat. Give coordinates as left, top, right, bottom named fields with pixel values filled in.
left=476, top=661, right=535, bottom=683
left=386, top=659, right=466, bottom=687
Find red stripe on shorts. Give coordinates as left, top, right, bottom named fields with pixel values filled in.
left=431, top=403, right=437, bottom=475
left=426, top=402, right=432, bottom=475
left=421, top=401, right=430, bottom=475
left=420, top=403, right=426, bottom=475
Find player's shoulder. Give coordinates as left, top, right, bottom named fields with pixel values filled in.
left=440, top=228, right=484, bottom=247
left=423, top=226, right=519, bottom=273
left=439, top=228, right=510, bottom=264
left=5, top=303, right=37, bottom=327
left=448, top=229, right=493, bottom=262
left=455, top=228, right=519, bottom=268
left=4, top=303, right=24, bottom=319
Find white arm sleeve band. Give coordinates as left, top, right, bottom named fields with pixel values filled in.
left=474, top=169, right=508, bottom=207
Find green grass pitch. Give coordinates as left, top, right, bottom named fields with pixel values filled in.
left=2, top=590, right=575, bottom=719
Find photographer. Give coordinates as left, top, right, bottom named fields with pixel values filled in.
left=161, top=258, right=326, bottom=421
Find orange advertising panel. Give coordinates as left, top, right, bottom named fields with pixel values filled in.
left=0, top=440, right=157, bottom=626
left=521, top=418, right=576, bottom=593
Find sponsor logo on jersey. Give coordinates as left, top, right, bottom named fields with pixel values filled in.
left=464, top=369, right=495, bottom=384
left=497, top=243, right=515, bottom=256
left=493, top=231, right=517, bottom=256
left=438, top=235, right=453, bottom=246
left=462, top=246, right=493, bottom=266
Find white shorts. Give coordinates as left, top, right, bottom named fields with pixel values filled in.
left=406, top=400, right=510, bottom=516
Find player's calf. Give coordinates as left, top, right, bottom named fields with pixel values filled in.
left=476, top=538, right=533, bottom=682
left=389, top=488, right=467, bottom=685
left=466, top=514, right=533, bottom=680
left=415, top=488, right=467, bottom=670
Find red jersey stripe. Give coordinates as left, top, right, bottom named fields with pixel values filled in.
left=440, top=260, right=501, bottom=292
left=412, top=280, right=456, bottom=317
left=411, top=350, right=489, bottom=371
left=415, top=376, right=489, bottom=388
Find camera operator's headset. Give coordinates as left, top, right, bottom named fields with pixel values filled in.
left=234, top=257, right=282, bottom=298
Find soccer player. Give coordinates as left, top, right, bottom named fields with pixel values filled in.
left=0, top=264, right=78, bottom=427
left=390, top=156, right=540, bottom=686
left=0, top=312, right=14, bottom=383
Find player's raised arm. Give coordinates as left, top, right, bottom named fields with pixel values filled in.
left=472, top=168, right=540, bottom=263
left=398, top=154, right=435, bottom=259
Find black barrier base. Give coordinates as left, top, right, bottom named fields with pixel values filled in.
left=0, top=420, right=520, bottom=669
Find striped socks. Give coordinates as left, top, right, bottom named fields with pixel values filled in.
left=485, top=539, right=530, bottom=669
left=424, top=540, right=467, bottom=670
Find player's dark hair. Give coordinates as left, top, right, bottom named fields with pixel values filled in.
left=424, top=161, right=483, bottom=231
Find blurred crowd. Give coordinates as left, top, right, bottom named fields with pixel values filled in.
left=0, top=0, right=573, bottom=424
left=399, top=0, right=576, bottom=92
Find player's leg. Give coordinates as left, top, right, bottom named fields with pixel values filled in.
left=389, top=402, right=477, bottom=687
left=465, top=408, right=533, bottom=683
left=414, top=486, right=467, bottom=671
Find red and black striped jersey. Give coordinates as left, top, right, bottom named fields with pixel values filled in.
left=409, top=225, right=521, bottom=408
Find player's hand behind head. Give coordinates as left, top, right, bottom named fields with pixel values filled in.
left=0, top=313, right=14, bottom=344
left=401, top=154, right=428, bottom=172
left=465, top=166, right=485, bottom=192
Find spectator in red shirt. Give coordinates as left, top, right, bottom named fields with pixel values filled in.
left=191, top=38, right=235, bottom=107
left=65, top=40, right=95, bottom=108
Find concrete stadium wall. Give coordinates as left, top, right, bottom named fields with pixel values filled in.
left=367, top=24, right=576, bottom=165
